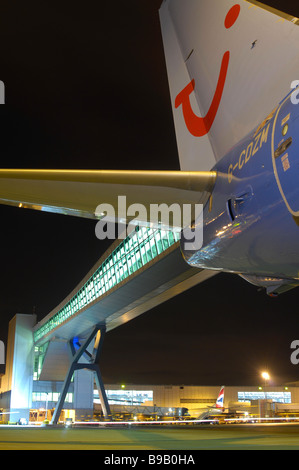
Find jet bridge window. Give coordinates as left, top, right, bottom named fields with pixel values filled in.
left=33, top=227, right=180, bottom=343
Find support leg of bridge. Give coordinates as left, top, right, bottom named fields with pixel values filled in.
left=50, top=324, right=111, bottom=425
left=92, top=328, right=111, bottom=418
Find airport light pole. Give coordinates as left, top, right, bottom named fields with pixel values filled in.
left=261, top=372, right=271, bottom=419
left=261, top=371, right=270, bottom=398
left=261, top=371, right=270, bottom=387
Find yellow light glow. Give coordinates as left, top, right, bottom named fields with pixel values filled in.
left=261, top=371, right=270, bottom=381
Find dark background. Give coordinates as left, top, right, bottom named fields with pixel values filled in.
left=0, top=0, right=298, bottom=387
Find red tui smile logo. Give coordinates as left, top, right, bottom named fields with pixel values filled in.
left=175, top=4, right=240, bottom=137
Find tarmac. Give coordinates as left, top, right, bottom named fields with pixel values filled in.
left=0, top=423, right=299, bottom=450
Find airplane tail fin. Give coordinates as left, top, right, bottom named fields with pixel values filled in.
left=159, top=0, right=299, bottom=170
left=159, top=0, right=217, bottom=171
left=215, top=386, right=225, bottom=409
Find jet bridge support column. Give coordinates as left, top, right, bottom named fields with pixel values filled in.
left=51, top=324, right=111, bottom=425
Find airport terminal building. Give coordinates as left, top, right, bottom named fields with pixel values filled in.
left=1, top=313, right=299, bottom=423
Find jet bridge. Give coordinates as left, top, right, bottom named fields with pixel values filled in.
left=32, top=226, right=216, bottom=423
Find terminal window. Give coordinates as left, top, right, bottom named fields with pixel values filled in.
left=32, top=392, right=73, bottom=403
left=238, top=391, right=291, bottom=403
left=94, top=389, right=153, bottom=406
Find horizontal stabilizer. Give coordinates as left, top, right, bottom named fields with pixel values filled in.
left=0, top=169, right=216, bottom=229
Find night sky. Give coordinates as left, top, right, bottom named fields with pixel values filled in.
left=0, top=0, right=299, bottom=388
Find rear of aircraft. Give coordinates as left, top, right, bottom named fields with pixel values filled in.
left=1, top=1, right=299, bottom=247
left=159, top=0, right=299, bottom=290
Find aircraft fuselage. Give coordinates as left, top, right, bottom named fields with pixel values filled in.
left=182, top=90, right=299, bottom=290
